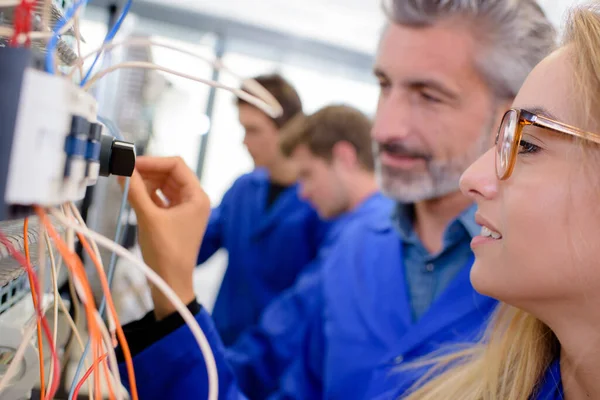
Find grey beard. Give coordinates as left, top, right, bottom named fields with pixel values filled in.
left=376, top=126, right=492, bottom=204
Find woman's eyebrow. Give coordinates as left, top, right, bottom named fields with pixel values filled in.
left=524, top=106, right=562, bottom=121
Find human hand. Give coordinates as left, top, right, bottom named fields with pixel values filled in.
left=120, top=156, right=210, bottom=319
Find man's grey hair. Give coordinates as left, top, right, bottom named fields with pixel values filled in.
left=384, top=0, right=557, bottom=99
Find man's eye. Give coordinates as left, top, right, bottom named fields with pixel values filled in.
left=420, top=91, right=441, bottom=103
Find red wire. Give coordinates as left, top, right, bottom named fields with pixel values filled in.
left=10, top=0, right=35, bottom=47
left=0, top=231, right=61, bottom=400
left=72, top=352, right=108, bottom=399
left=23, top=218, right=46, bottom=399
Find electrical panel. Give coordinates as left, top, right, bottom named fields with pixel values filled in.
left=0, top=48, right=135, bottom=222
left=0, top=2, right=136, bottom=398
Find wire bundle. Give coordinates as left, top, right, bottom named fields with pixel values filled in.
left=9, top=0, right=34, bottom=46
left=0, top=0, right=286, bottom=399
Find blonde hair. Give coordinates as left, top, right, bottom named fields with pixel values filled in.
left=403, top=4, right=600, bottom=400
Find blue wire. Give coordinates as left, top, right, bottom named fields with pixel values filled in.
left=45, top=0, right=88, bottom=74
left=68, top=178, right=131, bottom=400
left=97, top=115, right=124, bottom=140
left=80, top=0, right=133, bottom=86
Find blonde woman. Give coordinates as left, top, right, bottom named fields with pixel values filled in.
left=389, top=3, right=600, bottom=400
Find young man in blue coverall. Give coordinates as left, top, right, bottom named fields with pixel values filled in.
left=225, top=105, right=393, bottom=398
left=116, top=1, right=555, bottom=398
left=197, top=74, right=326, bottom=346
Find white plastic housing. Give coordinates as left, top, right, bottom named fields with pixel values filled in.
left=5, top=68, right=98, bottom=206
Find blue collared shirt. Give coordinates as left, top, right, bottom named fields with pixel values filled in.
left=393, top=203, right=479, bottom=321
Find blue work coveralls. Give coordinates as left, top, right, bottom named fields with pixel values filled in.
left=197, top=168, right=325, bottom=345
left=118, top=204, right=498, bottom=399
left=533, top=359, right=563, bottom=400
left=226, top=192, right=393, bottom=398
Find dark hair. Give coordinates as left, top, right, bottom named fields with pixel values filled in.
left=280, top=104, right=374, bottom=171
left=237, top=73, right=303, bottom=129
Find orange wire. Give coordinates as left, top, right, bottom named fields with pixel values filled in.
left=77, top=232, right=139, bottom=400
left=94, top=341, right=101, bottom=400
left=35, top=209, right=104, bottom=399
left=72, top=352, right=108, bottom=398
left=24, top=217, right=46, bottom=399
left=1, top=226, right=60, bottom=399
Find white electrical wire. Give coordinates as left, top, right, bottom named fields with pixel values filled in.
left=55, top=207, right=94, bottom=400
left=57, top=294, right=85, bottom=352
left=0, top=0, right=20, bottom=5
left=92, top=310, right=124, bottom=400
left=56, top=289, right=94, bottom=400
left=68, top=203, right=117, bottom=336
left=0, top=0, right=77, bottom=36
left=67, top=37, right=283, bottom=118
left=53, top=207, right=117, bottom=397
left=81, top=60, right=279, bottom=120
left=45, top=230, right=93, bottom=400
left=73, top=10, right=84, bottom=80
left=49, top=209, right=220, bottom=400
left=37, top=223, right=60, bottom=394
left=0, top=236, right=53, bottom=394
left=0, top=21, right=75, bottom=42
left=0, top=322, right=38, bottom=393
left=62, top=204, right=76, bottom=253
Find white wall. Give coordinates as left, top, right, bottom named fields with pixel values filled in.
left=539, top=0, right=588, bottom=31
left=199, top=52, right=379, bottom=207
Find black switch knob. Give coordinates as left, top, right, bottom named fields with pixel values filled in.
left=99, top=135, right=136, bottom=177
left=110, top=140, right=136, bottom=177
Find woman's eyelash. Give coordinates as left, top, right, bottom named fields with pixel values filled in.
left=518, top=140, right=541, bottom=154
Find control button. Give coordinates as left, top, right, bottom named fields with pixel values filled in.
left=99, top=135, right=136, bottom=177
left=110, top=140, right=136, bottom=177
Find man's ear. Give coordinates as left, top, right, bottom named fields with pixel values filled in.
left=332, top=141, right=358, bottom=168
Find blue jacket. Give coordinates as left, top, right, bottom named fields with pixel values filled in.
left=120, top=204, right=497, bottom=399
left=275, top=211, right=497, bottom=399
left=198, top=168, right=325, bottom=345
left=532, top=358, right=563, bottom=400
left=227, top=192, right=393, bottom=399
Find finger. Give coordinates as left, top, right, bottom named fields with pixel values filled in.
left=136, top=157, right=198, bottom=188
left=126, top=170, right=156, bottom=213
left=151, top=190, right=170, bottom=208
left=134, top=156, right=188, bottom=178
left=137, top=156, right=202, bottom=202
